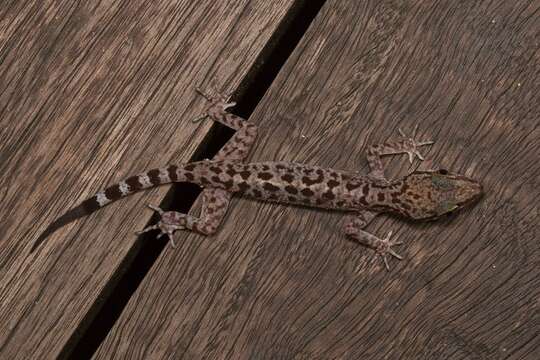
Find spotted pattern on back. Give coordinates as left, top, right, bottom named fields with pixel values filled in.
left=187, top=161, right=367, bottom=211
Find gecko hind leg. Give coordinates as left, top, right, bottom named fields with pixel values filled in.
left=137, top=189, right=232, bottom=248
left=183, top=115, right=257, bottom=241
left=193, top=86, right=250, bottom=131
left=139, top=86, right=257, bottom=247
left=366, top=125, right=434, bottom=180
left=193, top=86, right=258, bottom=160
left=187, top=94, right=257, bottom=241
left=344, top=211, right=403, bottom=271
left=136, top=205, right=185, bottom=248
left=193, top=85, right=259, bottom=161
left=213, top=114, right=258, bottom=161
left=186, top=97, right=257, bottom=242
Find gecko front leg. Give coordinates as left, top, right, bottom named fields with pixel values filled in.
left=366, top=125, right=434, bottom=180
left=344, top=211, right=403, bottom=270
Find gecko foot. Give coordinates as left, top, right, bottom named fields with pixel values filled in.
left=374, top=231, right=403, bottom=271
left=193, top=86, right=236, bottom=122
left=398, top=125, right=434, bottom=163
left=135, top=204, right=185, bottom=248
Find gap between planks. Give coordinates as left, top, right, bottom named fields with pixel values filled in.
left=61, top=0, right=327, bottom=358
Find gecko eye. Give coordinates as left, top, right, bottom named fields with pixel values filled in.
left=438, top=169, right=448, bottom=175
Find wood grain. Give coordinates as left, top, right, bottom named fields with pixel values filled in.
left=93, top=0, right=540, bottom=359
left=0, top=0, right=297, bottom=358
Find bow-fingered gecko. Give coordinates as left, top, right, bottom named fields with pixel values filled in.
left=33, top=88, right=483, bottom=269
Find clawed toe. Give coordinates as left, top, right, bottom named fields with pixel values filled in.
left=137, top=226, right=179, bottom=248
left=222, top=101, right=236, bottom=110
left=147, top=204, right=164, bottom=214
left=195, top=86, right=233, bottom=104
left=387, top=249, right=403, bottom=260
left=157, top=231, right=177, bottom=247
left=135, top=224, right=158, bottom=235
left=192, top=113, right=208, bottom=123
left=195, top=86, right=213, bottom=101
left=399, top=124, right=421, bottom=139
left=398, top=128, right=407, bottom=138
left=376, top=231, right=404, bottom=271
left=399, top=126, right=434, bottom=163
left=406, top=149, right=426, bottom=163
left=195, top=85, right=235, bottom=113
left=407, top=151, right=415, bottom=164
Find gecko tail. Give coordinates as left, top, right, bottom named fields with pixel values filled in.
left=30, top=163, right=206, bottom=253
left=31, top=199, right=98, bottom=253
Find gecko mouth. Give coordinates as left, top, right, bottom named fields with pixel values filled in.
left=428, top=186, right=484, bottom=221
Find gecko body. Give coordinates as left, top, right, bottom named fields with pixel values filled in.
left=33, top=88, right=483, bottom=269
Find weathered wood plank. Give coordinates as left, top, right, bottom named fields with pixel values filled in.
left=0, top=0, right=297, bottom=358
left=93, top=0, right=540, bottom=358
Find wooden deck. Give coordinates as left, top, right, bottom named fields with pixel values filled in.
left=1, top=1, right=538, bottom=359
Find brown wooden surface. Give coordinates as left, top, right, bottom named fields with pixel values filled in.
left=94, top=0, right=540, bottom=359
left=0, top=1, right=297, bottom=358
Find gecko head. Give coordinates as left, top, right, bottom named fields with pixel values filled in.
left=399, top=169, right=483, bottom=220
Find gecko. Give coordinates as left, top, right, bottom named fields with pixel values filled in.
left=32, top=87, right=483, bottom=270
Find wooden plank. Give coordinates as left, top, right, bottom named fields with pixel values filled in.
left=0, top=0, right=298, bottom=358
left=96, top=0, right=537, bottom=358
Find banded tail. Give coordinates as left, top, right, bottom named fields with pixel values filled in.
left=31, top=162, right=210, bottom=253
